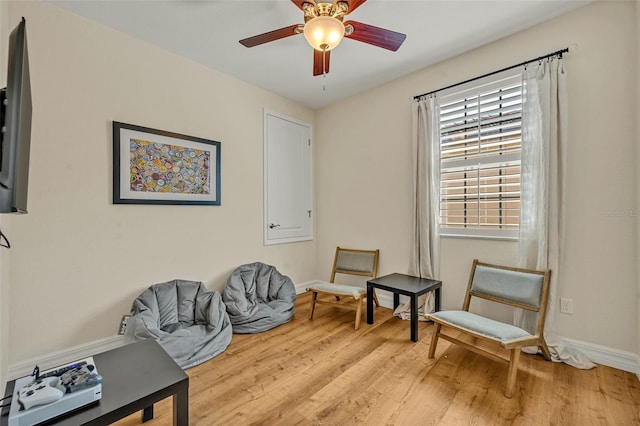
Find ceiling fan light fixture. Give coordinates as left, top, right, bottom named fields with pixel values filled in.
left=303, top=16, right=345, bottom=51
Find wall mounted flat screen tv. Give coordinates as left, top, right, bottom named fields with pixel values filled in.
left=0, top=17, right=32, bottom=214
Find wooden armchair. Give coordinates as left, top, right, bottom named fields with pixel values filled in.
left=307, top=246, right=380, bottom=330
left=427, top=259, right=551, bottom=398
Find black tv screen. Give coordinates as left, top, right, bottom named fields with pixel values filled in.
left=0, top=17, right=32, bottom=214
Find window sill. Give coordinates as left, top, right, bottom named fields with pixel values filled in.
left=439, top=232, right=518, bottom=242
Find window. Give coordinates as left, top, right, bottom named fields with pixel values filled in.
left=438, top=72, right=522, bottom=239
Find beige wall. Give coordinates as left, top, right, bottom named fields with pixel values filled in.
left=3, top=1, right=317, bottom=363
left=317, top=0, right=638, bottom=351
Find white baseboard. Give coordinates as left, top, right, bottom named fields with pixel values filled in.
left=295, top=281, right=312, bottom=294
left=7, top=335, right=126, bottom=380
left=561, top=336, right=639, bottom=375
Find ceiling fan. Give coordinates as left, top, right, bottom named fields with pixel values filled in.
left=239, top=0, right=407, bottom=76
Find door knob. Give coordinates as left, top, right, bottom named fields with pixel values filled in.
left=269, top=223, right=281, bottom=229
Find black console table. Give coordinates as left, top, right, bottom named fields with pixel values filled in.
left=367, top=273, right=442, bottom=342
left=1, top=339, right=188, bottom=426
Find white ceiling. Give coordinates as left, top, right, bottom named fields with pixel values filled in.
left=48, top=0, right=593, bottom=110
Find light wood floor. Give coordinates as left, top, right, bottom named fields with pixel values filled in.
left=115, top=292, right=640, bottom=426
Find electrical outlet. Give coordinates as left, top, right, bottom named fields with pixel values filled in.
left=560, top=297, right=573, bottom=314
left=118, top=315, right=131, bottom=335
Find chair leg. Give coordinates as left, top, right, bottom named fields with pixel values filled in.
left=539, top=336, right=552, bottom=361
left=354, top=297, right=363, bottom=330
left=505, top=348, right=521, bottom=398
left=309, top=291, right=318, bottom=320
left=428, top=323, right=441, bottom=358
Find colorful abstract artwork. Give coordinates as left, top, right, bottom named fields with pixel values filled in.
left=113, top=122, right=221, bottom=205
left=129, top=138, right=211, bottom=195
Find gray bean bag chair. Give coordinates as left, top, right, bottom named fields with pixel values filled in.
left=223, top=262, right=296, bottom=333
left=128, top=279, right=232, bottom=369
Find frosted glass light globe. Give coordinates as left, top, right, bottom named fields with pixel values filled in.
left=303, top=16, right=345, bottom=51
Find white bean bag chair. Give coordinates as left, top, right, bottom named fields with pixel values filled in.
left=223, top=262, right=296, bottom=333
left=129, top=279, right=232, bottom=369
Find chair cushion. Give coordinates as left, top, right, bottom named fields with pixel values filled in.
left=471, top=265, right=544, bottom=309
left=335, top=251, right=376, bottom=274
left=306, top=280, right=366, bottom=298
left=428, top=310, right=532, bottom=343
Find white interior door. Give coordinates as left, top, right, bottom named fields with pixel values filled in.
left=264, top=110, right=313, bottom=245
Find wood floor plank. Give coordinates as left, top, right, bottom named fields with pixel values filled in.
left=112, top=292, right=640, bottom=426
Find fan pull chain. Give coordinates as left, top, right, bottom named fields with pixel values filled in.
left=322, top=48, right=327, bottom=91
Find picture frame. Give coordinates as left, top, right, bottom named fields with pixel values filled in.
left=113, top=121, right=221, bottom=205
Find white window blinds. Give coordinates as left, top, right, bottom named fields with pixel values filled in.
left=439, top=72, right=522, bottom=238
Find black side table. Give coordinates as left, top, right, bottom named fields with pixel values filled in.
left=367, top=273, right=442, bottom=342
left=2, top=339, right=188, bottom=426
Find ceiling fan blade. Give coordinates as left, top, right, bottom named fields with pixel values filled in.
left=313, top=49, right=331, bottom=76
left=344, top=20, right=406, bottom=51
left=342, top=0, right=367, bottom=14
left=291, top=0, right=316, bottom=11
left=239, top=24, right=302, bottom=48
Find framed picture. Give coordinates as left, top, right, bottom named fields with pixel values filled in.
left=113, top=121, right=221, bottom=205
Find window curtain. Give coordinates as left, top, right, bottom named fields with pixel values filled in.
left=395, top=96, right=440, bottom=320
left=516, top=57, right=595, bottom=369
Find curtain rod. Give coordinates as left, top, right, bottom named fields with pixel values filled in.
left=413, top=47, right=569, bottom=101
